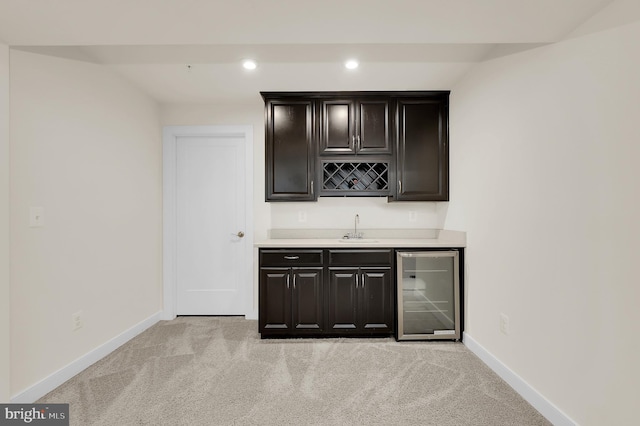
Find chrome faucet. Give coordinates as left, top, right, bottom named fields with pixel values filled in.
left=342, top=213, right=363, bottom=239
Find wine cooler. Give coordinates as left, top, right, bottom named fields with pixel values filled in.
left=396, top=250, right=460, bottom=341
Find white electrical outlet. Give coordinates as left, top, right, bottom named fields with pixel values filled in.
left=297, top=211, right=307, bottom=222
left=409, top=211, right=417, bottom=222
left=72, top=311, right=83, bottom=331
left=499, top=313, right=510, bottom=335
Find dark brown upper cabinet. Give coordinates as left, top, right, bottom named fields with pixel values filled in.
left=264, top=97, right=316, bottom=201
left=319, top=98, right=392, bottom=155
left=262, top=91, right=449, bottom=202
left=394, top=95, right=449, bottom=201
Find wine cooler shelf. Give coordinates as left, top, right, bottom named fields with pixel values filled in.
left=322, top=162, right=389, bottom=192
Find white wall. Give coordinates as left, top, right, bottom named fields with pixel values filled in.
left=10, top=51, right=163, bottom=397
left=270, top=197, right=449, bottom=232
left=447, top=18, right=640, bottom=426
left=0, top=42, right=10, bottom=402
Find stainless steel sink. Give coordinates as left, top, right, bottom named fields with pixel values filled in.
left=338, top=238, right=379, bottom=243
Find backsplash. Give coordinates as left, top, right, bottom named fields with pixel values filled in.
left=269, top=197, right=449, bottom=230
left=268, top=228, right=441, bottom=239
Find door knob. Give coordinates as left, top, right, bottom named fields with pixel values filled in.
left=236, top=231, right=245, bottom=238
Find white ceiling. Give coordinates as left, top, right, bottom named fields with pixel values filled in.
left=0, top=0, right=614, bottom=103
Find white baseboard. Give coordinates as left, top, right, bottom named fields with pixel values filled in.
left=161, top=311, right=257, bottom=321
left=11, top=311, right=163, bottom=403
left=463, top=332, right=576, bottom=426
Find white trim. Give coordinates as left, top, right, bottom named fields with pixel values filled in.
left=162, top=125, right=254, bottom=320
left=11, top=311, right=163, bottom=403
left=463, top=332, right=576, bottom=426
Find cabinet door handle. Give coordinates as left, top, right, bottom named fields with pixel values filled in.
left=286, top=274, right=290, bottom=289
left=361, top=273, right=365, bottom=289
left=398, top=180, right=402, bottom=194
left=355, top=274, right=359, bottom=288
left=356, top=135, right=361, bottom=151
left=311, top=180, right=314, bottom=196
left=284, top=256, right=299, bottom=260
left=293, top=274, right=296, bottom=290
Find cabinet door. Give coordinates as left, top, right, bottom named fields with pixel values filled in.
left=292, top=268, right=324, bottom=331
left=327, top=268, right=358, bottom=330
left=320, top=99, right=356, bottom=155
left=259, top=268, right=292, bottom=331
left=357, top=99, right=392, bottom=154
left=320, top=98, right=392, bottom=156
left=396, top=97, right=449, bottom=201
left=359, top=268, right=393, bottom=332
left=265, top=100, right=316, bottom=201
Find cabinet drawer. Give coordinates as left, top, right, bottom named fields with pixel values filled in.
left=260, top=249, right=324, bottom=266
left=328, top=249, right=392, bottom=266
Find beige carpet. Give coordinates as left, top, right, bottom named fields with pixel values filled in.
left=38, top=316, right=551, bottom=425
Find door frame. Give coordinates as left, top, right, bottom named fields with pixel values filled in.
left=162, top=125, right=254, bottom=320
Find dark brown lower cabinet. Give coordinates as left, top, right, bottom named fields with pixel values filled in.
left=327, top=267, right=393, bottom=334
left=259, top=267, right=324, bottom=336
left=259, top=248, right=394, bottom=338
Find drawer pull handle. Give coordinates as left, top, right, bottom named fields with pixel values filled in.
left=284, top=256, right=300, bottom=260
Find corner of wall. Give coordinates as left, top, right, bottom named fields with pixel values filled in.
left=566, top=0, right=640, bottom=39
left=449, top=18, right=640, bottom=425
left=9, top=50, right=163, bottom=399
left=0, top=42, right=10, bottom=402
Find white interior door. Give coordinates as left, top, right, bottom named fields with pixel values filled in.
left=174, top=134, right=246, bottom=315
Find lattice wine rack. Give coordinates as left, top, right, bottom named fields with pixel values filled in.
left=322, top=162, right=389, bottom=193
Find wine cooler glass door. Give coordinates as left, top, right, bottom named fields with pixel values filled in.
left=397, top=251, right=460, bottom=340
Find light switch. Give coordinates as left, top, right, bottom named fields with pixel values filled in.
left=29, top=206, right=44, bottom=227
left=298, top=211, right=307, bottom=222
left=409, top=211, right=417, bottom=222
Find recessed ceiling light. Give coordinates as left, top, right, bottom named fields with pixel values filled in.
left=242, top=60, right=257, bottom=70
left=344, top=59, right=359, bottom=70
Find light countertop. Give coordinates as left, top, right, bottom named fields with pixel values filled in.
left=254, top=229, right=466, bottom=248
